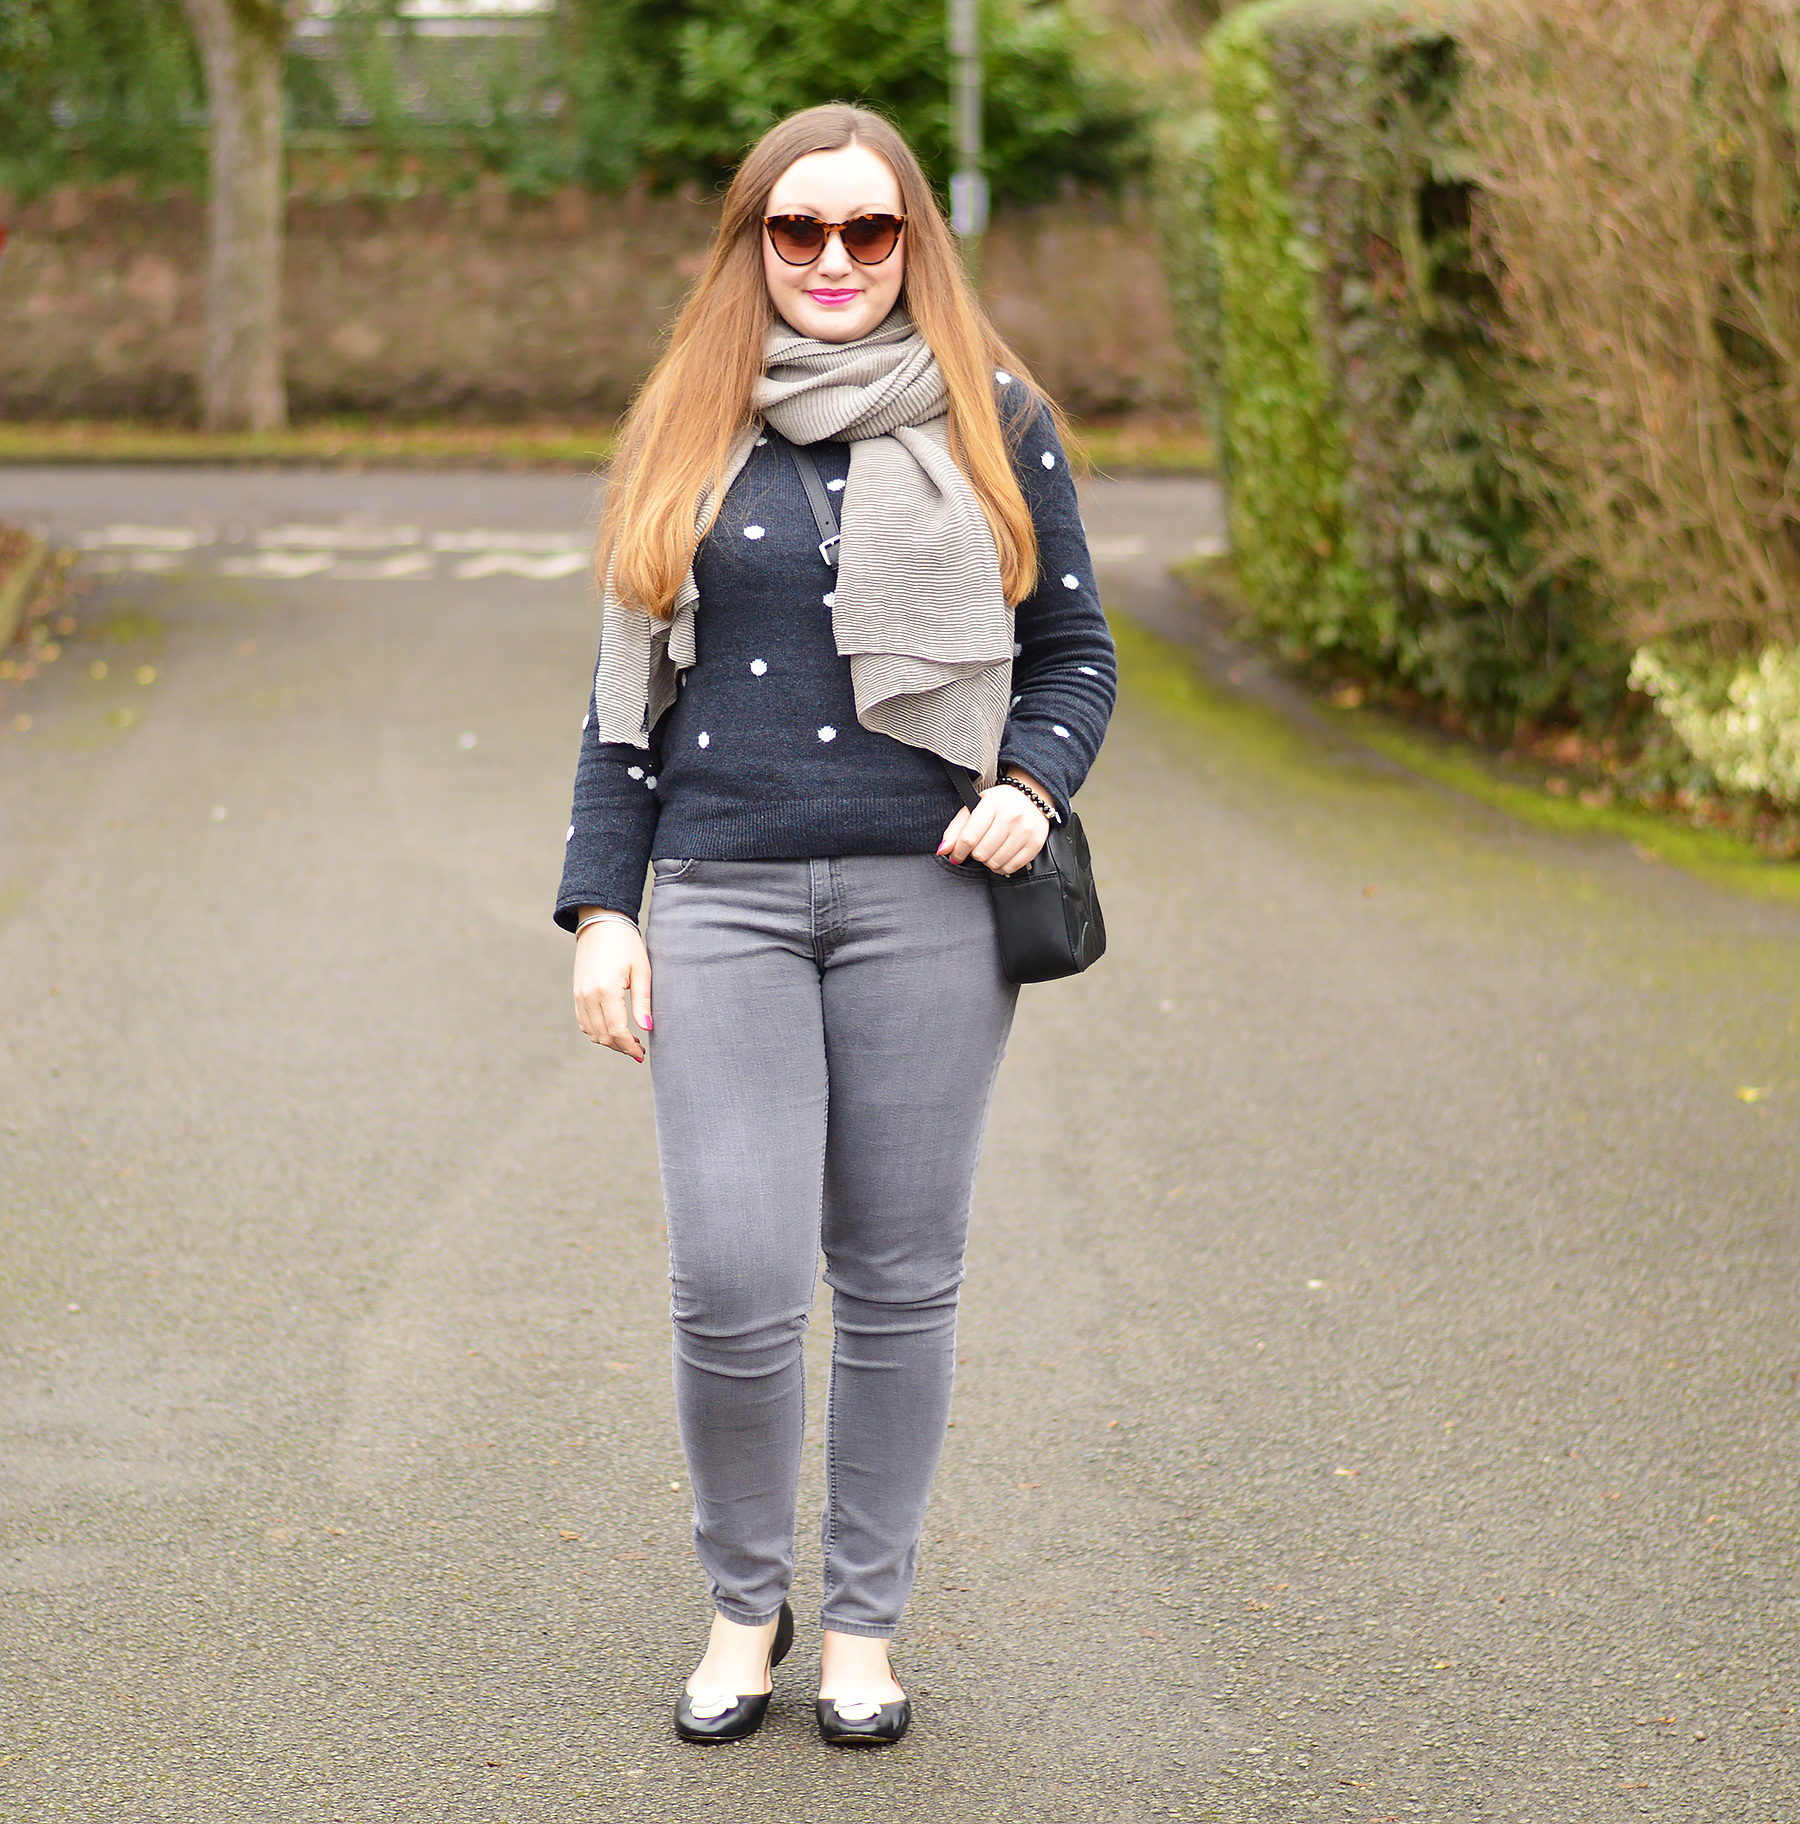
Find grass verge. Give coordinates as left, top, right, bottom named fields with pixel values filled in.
left=0, top=419, right=621, bottom=468
left=1335, top=705, right=1800, bottom=906
left=1115, top=611, right=1800, bottom=906
left=0, top=415, right=1215, bottom=474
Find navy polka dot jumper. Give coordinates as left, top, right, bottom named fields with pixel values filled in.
left=554, top=386, right=1116, bottom=928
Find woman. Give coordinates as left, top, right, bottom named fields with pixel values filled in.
left=557, top=103, right=1115, bottom=1747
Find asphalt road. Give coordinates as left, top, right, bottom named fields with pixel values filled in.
left=1, top=466, right=1796, bottom=1824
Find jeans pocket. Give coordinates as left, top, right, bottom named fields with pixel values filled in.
left=932, top=852, right=991, bottom=882
left=652, top=857, right=700, bottom=882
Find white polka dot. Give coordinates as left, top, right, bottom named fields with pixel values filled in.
left=1053, top=725, right=1070, bottom=739
left=582, top=711, right=590, bottom=730
left=697, top=731, right=710, bottom=748
left=826, top=478, right=845, bottom=492
left=1041, top=450, right=1056, bottom=469
left=823, top=592, right=836, bottom=608
left=749, top=658, right=767, bottom=676
left=743, top=525, right=766, bottom=540
left=755, top=435, right=768, bottom=446
left=995, top=369, right=1012, bottom=384
left=628, top=765, right=644, bottom=779
left=817, top=725, right=837, bottom=743
left=1011, top=695, right=1022, bottom=708
left=1061, top=573, right=1078, bottom=589
left=1078, top=665, right=1097, bottom=675
left=565, top=824, right=575, bottom=842
left=645, top=776, right=657, bottom=789
left=1012, top=641, right=1023, bottom=657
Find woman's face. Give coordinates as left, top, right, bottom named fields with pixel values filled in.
left=762, top=144, right=906, bottom=344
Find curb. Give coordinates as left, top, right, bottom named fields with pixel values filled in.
left=0, top=532, right=48, bottom=648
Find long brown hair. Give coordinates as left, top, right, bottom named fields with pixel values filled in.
left=599, top=104, right=1057, bottom=617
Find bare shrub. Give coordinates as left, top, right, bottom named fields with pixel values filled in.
left=1459, top=0, right=1800, bottom=656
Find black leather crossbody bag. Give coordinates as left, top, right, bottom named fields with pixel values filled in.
left=778, top=431, right=1106, bottom=984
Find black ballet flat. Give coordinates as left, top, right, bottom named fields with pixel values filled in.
left=814, top=1693, right=912, bottom=1747
left=673, top=1601, right=795, bottom=1744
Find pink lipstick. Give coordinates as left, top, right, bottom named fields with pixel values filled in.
left=807, top=289, right=860, bottom=307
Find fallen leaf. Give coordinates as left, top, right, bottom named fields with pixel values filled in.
left=1018, top=1481, right=1042, bottom=1490
left=559, top=1530, right=580, bottom=1541
left=1334, top=1467, right=1361, bottom=1478
left=1736, top=1086, right=1769, bottom=1103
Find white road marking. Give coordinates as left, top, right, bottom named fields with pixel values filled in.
left=80, top=525, right=213, bottom=549
left=70, top=527, right=598, bottom=583
left=330, top=552, right=435, bottom=580
left=452, top=550, right=589, bottom=580
left=218, top=551, right=336, bottom=579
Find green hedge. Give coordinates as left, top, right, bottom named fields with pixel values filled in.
left=1158, top=0, right=1624, bottom=735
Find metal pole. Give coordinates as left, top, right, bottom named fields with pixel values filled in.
left=947, top=0, right=987, bottom=258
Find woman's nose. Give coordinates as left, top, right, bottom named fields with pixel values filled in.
left=816, top=231, right=854, bottom=277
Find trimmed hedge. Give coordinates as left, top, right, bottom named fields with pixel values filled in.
left=1158, top=0, right=1623, bottom=735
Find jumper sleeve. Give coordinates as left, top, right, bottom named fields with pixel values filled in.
left=553, top=685, right=663, bottom=931
left=996, top=391, right=1118, bottom=819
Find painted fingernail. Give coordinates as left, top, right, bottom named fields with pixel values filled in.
left=936, top=841, right=951, bottom=855
left=642, top=1014, right=654, bottom=1030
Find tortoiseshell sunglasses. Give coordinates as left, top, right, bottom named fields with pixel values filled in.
left=762, top=212, right=906, bottom=266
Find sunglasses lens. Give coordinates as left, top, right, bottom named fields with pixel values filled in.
left=842, top=216, right=901, bottom=261
left=768, top=217, right=827, bottom=262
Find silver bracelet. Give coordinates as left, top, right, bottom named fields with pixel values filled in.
left=575, top=911, right=638, bottom=937
left=996, top=776, right=1059, bottom=822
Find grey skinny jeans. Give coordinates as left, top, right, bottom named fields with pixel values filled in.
left=644, top=853, right=1018, bottom=1638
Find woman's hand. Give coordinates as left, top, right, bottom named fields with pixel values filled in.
left=937, top=771, right=1052, bottom=875
left=573, top=911, right=652, bottom=1062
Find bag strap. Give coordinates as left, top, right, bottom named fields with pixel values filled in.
left=778, top=428, right=979, bottom=812
left=774, top=428, right=841, bottom=570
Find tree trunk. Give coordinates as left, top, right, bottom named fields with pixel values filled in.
left=182, top=0, right=288, bottom=431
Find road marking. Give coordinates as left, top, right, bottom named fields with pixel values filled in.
left=69, top=525, right=594, bottom=582
left=80, top=525, right=214, bottom=549
left=453, top=551, right=588, bottom=580
left=218, top=551, right=336, bottom=579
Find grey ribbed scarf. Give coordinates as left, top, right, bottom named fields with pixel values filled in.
left=590, top=309, right=1014, bottom=784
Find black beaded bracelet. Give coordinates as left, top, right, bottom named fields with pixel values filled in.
left=997, top=776, right=1058, bottom=822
